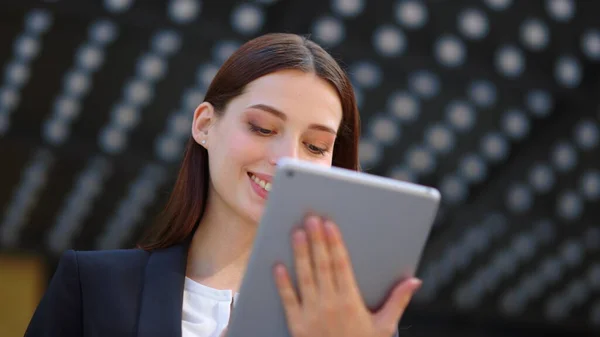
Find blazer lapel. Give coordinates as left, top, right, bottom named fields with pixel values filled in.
left=137, top=241, right=189, bottom=337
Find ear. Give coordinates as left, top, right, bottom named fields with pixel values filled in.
left=192, top=102, right=216, bottom=147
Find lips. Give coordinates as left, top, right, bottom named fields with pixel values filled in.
left=248, top=173, right=272, bottom=192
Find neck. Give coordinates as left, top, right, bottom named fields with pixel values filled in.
left=185, top=191, right=257, bottom=292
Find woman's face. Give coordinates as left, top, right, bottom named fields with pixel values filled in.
left=193, top=69, right=343, bottom=224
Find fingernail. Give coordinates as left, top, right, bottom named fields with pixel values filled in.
left=305, top=216, right=320, bottom=230
left=411, top=279, right=423, bottom=292
left=293, top=229, right=307, bottom=244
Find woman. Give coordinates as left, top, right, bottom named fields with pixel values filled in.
left=24, top=33, right=422, bottom=337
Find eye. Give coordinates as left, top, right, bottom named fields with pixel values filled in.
left=305, top=143, right=328, bottom=156
left=248, top=122, right=275, bottom=136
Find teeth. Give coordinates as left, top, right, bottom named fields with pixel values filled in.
left=251, top=174, right=271, bottom=192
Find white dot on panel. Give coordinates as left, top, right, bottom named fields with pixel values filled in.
left=440, top=175, right=468, bottom=204
left=458, top=9, right=489, bottom=40
left=557, top=191, right=583, bottom=221
left=125, top=81, right=152, bottom=106
left=112, top=105, right=140, bottom=129
left=495, top=45, right=525, bottom=78
left=425, top=124, right=455, bottom=154
left=555, top=56, right=582, bottom=88
left=197, top=63, right=219, bottom=88
left=373, top=25, right=406, bottom=57
left=512, top=233, right=536, bottom=260
left=520, top=18, right=549, bottom=51
left=351, top=62, right=382, bottom=89
left=409, top=70, right=440, bottom=99
left=369, top=115, right=399, bottom=144
left=231, top=3, right=264, bottom=35
left=526, top=90, right=553, bottom=117
left=212, top=40, right=240, bottom=64
left=388, top=91, right=420, bottom=122
left=312, top=16, right=345, bottom=47
left=406, top=146, right=436, bottom=174
left=156, top=135, right=183, bottom=162
left=76, top=45, right=104, bottom=71
left=169, top=113, right=192, bottom=137
left=582, top=29, right=600, bottom=61
left=389, top=166, right=416, bottom=183
left=54, top=97, right=81, bottom=120
left=484, top=0, right=512, bottom=11
left=14, top=35, right=40, bottom=61
left=6, top=62, right=30, bottom=87
left=481, top=133, right=508, bottom=162
left=435, top=35, right=466, bottom=68
left=65, top=71, right=91, bottom=97
left=588, top=264, right=600, bottom=289
left=502, top=109, right=530, bottom=140
left=104, top=0, right=134, bottom=13
left=43, top=119, right=68, bottom=145
left=331, top=0, right=365, bottom=18
left=183, top=88, right=205, bottom=110
left=169, top=0, right=202, bottom=24
left=529, top=164, right=555, bottom=194
left=26, top=9, right=52, bottom=34
left=552, top=142, right=577, bottom=172
left=468, top=80, right=496, bottom=108
left=545, top=0, right=575, bottom=22
left=358, top=138, right=382, bottom=166
left=354, top=87, right=363, bottom=108
left=89, top=20, right=117, bottom=45
left=446, top=100, right=475, bottom=132
left=395, top=0, right=428, bottom=29
left=584, top=227, right=600, bottom=251
left=0, top=87, right=19, bottom=110
left=540, top=258, right=563, bottom=283
left=137, top=55, right=166, bottom=81
left=560, top=239, right=583, bottom=266
left=459, top=154, right=487, bottom=183
left=152, top=31, right=182, bottom=56
left=580, top=170, right=600, bottom=201
left=574, top=119, right=599, bottom=150
left=506, top=184, right=533, bottom=213
left=100, top=126, right=126, bottom=153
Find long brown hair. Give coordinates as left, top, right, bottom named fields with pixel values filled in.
left=139, top=33, right=361, bottom=250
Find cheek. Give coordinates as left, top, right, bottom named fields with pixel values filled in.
left=221, top=130, right=264, bottom=163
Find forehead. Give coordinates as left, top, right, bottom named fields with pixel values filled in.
left=232, top=70, right=343, bottom=127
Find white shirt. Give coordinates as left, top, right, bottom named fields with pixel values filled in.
left=182, top=277, right=240, bottom=337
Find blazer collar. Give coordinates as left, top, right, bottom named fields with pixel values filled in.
left=137, top=240, right=190, bottom=337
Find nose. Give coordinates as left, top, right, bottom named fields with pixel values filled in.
left=269, top=138, right=300, bottom=165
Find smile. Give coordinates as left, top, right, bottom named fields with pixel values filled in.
left=249, top=173, right=272, bottom=192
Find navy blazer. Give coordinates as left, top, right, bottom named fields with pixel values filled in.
left=24, top=242, right=188, bottom=337
left=24, top=241, right=401, bottom=337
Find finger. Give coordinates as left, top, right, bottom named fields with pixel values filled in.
left=305, top=216, right=335, bottom=294
left=292, top=228, right=318, bottom=305
left=373, top=278, right=422, bottom=329
left=273, top=264, right=301, bottom=321
left=323, top=220, right=361, bottom=297
left=219, top=327, right=228, bottom=337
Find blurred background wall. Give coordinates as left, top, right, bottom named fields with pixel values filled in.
left=0, top=0, right=599, bottom=336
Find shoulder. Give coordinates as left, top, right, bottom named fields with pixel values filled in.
left=73, top=247, right=150, bottom=271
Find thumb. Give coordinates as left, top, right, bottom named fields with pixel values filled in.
left=373, top=278, right=422, bottom=328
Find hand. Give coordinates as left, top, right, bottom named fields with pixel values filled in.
left=273, top=216, right=422, bottom=337
left=219, top=327, right=227, bottom=337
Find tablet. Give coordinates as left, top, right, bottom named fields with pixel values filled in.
left=227, top=158, right=441, bottom=337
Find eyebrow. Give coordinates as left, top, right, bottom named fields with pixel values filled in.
left=248, top=103, right=338, bottom=135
